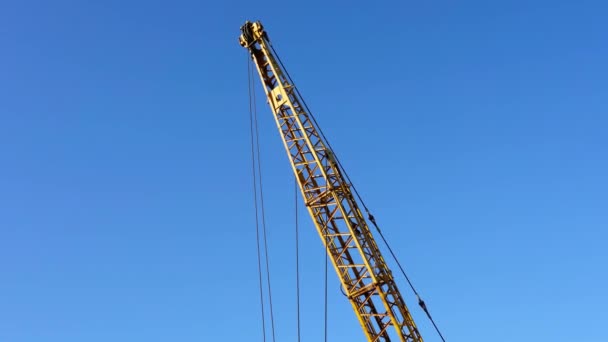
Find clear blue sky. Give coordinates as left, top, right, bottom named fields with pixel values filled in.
left=1, top=1, right=607, bottom=341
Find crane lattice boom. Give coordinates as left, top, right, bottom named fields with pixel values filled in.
left=240, top=20, right=424, bottom=342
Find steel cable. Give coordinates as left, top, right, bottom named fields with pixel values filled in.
left=248, top=54, right=267, bottom=342
left=295, top=179, right=301, bottom=342
left=269, top=40, right=446, bottom=342
left=248, top=54, right=277, bottom=342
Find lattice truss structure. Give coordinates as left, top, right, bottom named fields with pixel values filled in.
left=240, top=21, right=424, bottom=342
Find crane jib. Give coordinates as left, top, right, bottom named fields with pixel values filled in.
left=240, top=20, right=426, bottom=342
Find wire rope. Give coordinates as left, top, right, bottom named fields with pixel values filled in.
left=252, top=62, right=277, bottom=342
left=269, top=41, right=446, bottom=342
left=324, top=236, right=328, bottom=342
left=248, top=54, right=277, bottom=342
left=295, top=179, right=302, bottom=342
left=248, top=53, right=267, bottom=342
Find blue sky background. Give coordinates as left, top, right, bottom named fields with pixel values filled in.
left=1, top=0, right=607, bottom=341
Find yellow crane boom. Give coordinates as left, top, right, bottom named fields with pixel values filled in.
left=240, top=20, right=424, bottom=342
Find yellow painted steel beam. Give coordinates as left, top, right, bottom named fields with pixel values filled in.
left=240, top=21, right=424, bottom=342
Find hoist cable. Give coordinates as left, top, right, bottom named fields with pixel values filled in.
left=271, top=40, right=335, bottom=342
left=251, top=59, right=278, bottom=342
left=294, top=179, right=301, bottom=342
left=269, top=41, right=446, bottom=342
left=368, top=216, right=446, bottom=342
left=324, top=238, right=328, bottom=342
left=248, top=54, right=267, bottom=342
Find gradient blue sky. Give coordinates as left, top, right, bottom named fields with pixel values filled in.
left=1, top=1, right=607, bottom=341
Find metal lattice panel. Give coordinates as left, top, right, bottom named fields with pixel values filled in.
left=241, top=21, right=423, bottom=342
